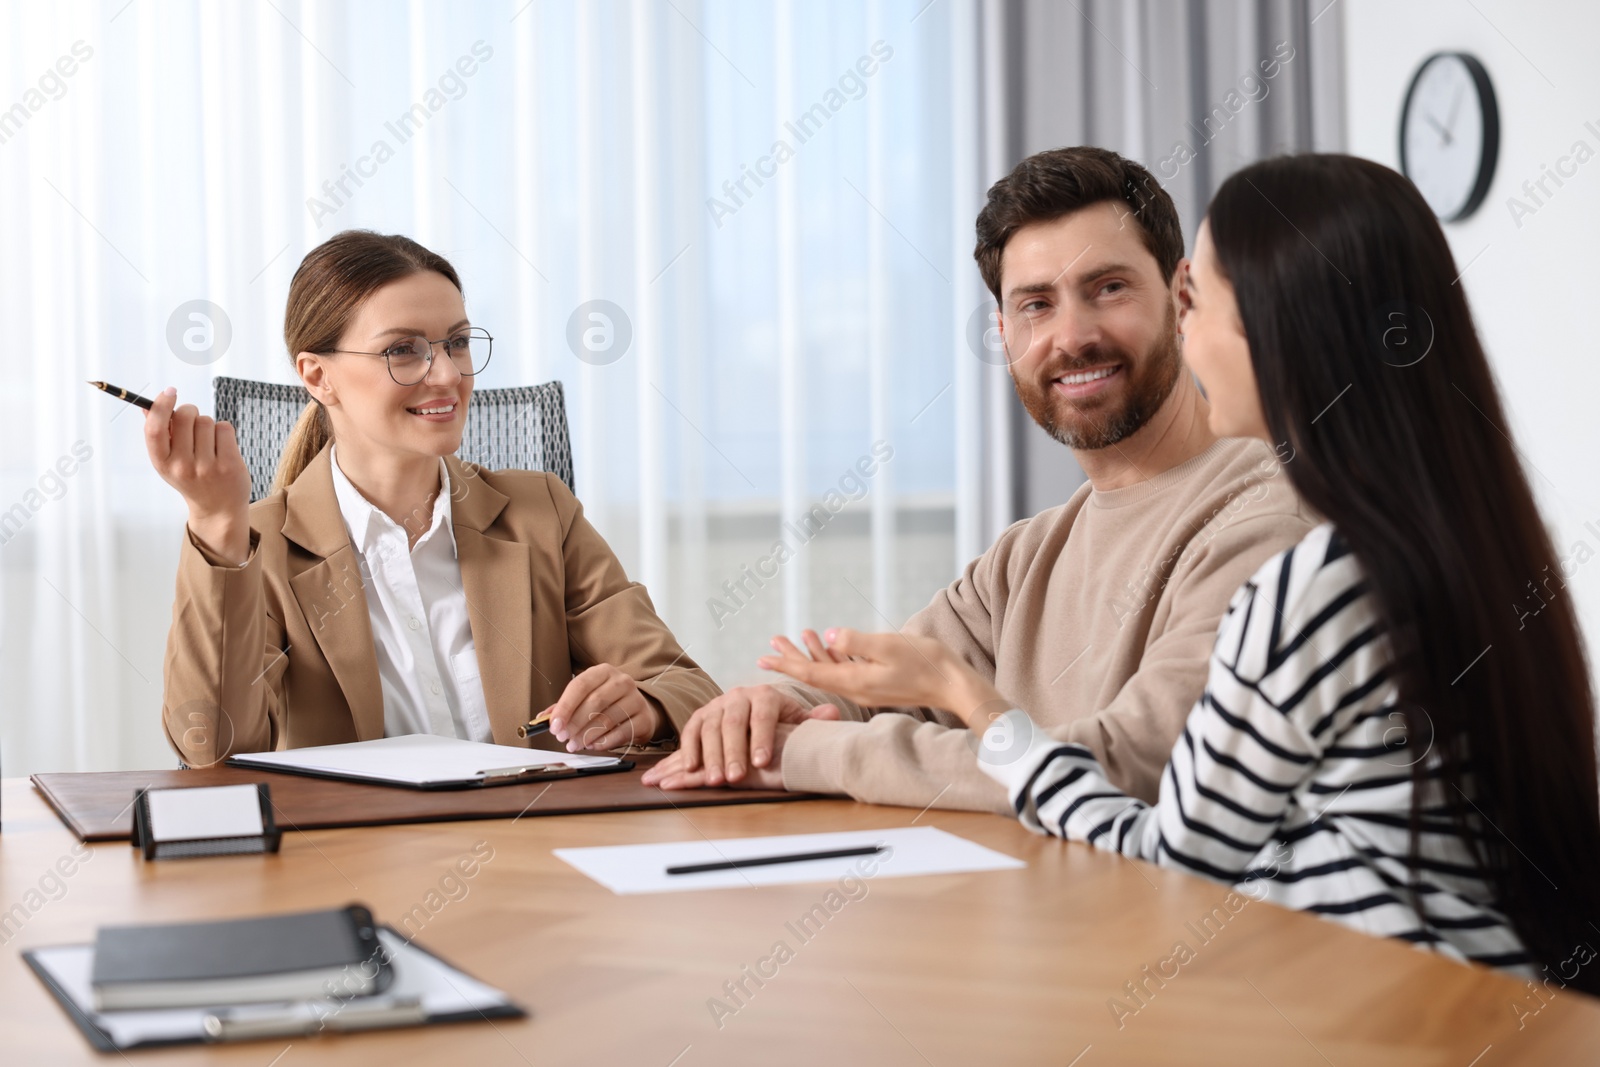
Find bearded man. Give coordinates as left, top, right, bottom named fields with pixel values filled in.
left=644, top=146, right=1313, bottom=812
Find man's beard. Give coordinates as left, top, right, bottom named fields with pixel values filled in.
left=1009, top=311, right=1183, bottom=451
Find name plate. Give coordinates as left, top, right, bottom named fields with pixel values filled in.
left=131, top=783, right=281, bottom=860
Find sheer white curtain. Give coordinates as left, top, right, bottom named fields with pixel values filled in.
left=0, top=0, right=1010, bottom=776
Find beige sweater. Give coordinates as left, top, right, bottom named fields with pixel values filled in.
left=779, top=437, right=1316, bottom=812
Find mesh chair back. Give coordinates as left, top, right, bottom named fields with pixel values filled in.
left=214, top=377, right=574, bottom=503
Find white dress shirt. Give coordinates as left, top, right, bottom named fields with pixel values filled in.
left=329, top=445, right=493, bottom=743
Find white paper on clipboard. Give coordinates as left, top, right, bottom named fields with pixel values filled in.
left=228, top=734, right=618, bottom=787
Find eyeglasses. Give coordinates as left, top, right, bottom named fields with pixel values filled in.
left=324, top=327, right=493, bottom=386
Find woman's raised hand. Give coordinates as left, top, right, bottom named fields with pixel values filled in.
left=144, top=387, right=253, bottom=563
left=756, top=627, right=1007, bottom=726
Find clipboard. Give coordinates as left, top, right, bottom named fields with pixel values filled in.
left=31, top=759, right=815, bottom=844
left=225, top=734, right=634, bottom=791
left=23, top=926, right=526, bottom=1051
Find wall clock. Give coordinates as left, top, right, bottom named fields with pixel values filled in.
left=1399, top=52, right=1499, bottom=222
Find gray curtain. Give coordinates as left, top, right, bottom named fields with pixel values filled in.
left=983, top=0, right=1346, bottom=518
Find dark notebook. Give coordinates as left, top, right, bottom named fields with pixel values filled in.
left=90, top=903, right=391, bottom=1011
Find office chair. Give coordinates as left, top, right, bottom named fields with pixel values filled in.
left=213, top=376, right=574, bottom=502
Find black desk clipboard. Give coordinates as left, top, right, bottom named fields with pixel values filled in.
left=224, top=754, right=635, bottom=791
left=23, top=926, right=527, bottom=1052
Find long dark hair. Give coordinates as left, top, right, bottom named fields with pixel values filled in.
left=1208, top=153, right=1600, bottom=992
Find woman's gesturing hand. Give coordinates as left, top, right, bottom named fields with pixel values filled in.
left=755, top=627, right=1009, bottom=728
left=144, top=387, right=253, bottom=563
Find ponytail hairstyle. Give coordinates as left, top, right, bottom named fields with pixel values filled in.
left=273, top=230, right=464, bottom=493
left=1207, top=154, right=1600, bottom=993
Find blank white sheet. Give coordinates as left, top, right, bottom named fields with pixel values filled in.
left=553, top=826, right=1026, bottom=894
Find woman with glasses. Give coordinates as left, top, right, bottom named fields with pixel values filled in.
left=146, top=229, right=719, bottom=766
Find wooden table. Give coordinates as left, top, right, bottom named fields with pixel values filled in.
left=2, top=778, right=1596, bottom=1065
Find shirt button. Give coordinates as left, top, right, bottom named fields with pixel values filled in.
left=429, top=679, right=441, bottom=695
left=408, top=616, right=421, bottom=631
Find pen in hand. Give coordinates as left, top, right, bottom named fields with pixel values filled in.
left=516, top=709, right=554, bottom=739
left=88, top=380, right=156, bottom=411
left=121, top=383, right=254, bottom=566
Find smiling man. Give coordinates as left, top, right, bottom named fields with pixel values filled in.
left=645, top=146, right=1313, bottom=811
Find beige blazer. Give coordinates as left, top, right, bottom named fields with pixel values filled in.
left=162, top=446, right=719, bottom=765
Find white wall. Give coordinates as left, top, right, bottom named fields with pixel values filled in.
left=1343, top=0, right=1600, bottom=674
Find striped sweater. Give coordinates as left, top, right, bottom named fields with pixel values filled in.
left=978, top=522, right=1533, bottom=975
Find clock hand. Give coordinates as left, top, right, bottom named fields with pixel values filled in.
left=1446, top=83, right=1466, bottom=133
left=1423, top=112, right=1454, bottom=147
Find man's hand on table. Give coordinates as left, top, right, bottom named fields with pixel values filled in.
left=641, top=682, right=841, bottom=790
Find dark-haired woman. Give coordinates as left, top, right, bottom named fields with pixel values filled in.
left=760, top=154, right=1600, bottom=991
left=148, top=230, right=718, bottom=766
